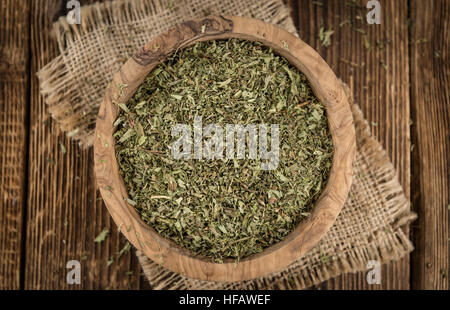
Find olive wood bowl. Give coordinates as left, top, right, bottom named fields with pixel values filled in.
left=94, top=15, right=356, bottom=282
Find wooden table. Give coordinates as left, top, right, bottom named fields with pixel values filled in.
left=0, top=0, right=448, bottom=290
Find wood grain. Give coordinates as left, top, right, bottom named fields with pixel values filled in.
left=0, top=0, right=445, bottom=289
left=25, top=0, right=142, bottom=290
left=94, top=15, right=355, bottom=282
left=291, top=0, right=411, bottom=289
left=0, top=0, right=30, bottom=290
left=410, top=0, right=449, bottom=290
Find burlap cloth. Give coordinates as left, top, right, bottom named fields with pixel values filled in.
left=38, top=0, right=417, bottom=289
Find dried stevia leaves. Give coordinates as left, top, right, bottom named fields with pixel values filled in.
left=114, top=39, right=333, bottom=262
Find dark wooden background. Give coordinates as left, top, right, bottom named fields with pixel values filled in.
left=0, top=0, right=448, bottom=290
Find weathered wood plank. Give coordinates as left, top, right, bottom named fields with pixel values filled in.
left=25, top=0, right=141, bottom=289
left=410, top=0, right=449, bottom=290
left=290, top=0, right=411, bottom=289
left=0, top=0, right=30, bottom=290
left=22, top=0, right=449, bottom=290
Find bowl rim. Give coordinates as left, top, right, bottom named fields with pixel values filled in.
left=94, top=15, right=356, bottom=282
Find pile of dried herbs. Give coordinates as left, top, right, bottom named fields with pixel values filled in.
left=114, top=39, right=333, bottom=262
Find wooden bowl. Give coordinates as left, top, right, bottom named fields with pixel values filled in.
left=94, top=16, right=356, bottom=282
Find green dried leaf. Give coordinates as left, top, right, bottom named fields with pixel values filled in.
left=125, top=197, right=137, bottom=206
left=67, top=128, right=79, bottom=138
left=59, top=142, right=66, bottom=154
left=94, top=228, right=109, bottom=243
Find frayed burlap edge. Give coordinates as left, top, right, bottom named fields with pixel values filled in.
left=37, top=0, right=296, bottom=147
left=135, top=85, right=417, bottom=290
